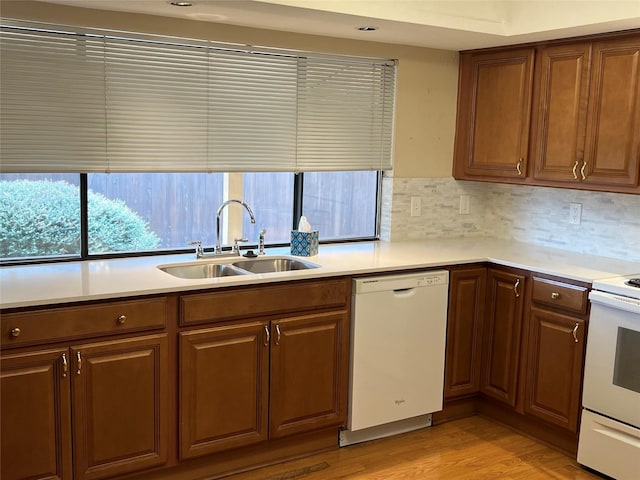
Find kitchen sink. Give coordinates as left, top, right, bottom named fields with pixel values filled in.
left=158, top=262, right=248, bottom=279
left=231, top=257, right=320, bottom=274
left=158, top=255, right=320, bottom=279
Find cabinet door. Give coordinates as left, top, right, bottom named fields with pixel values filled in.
left=524, top=308, right=585, bottom=432
left=481, top=269, right=526, bottom=407
left=454, top=48, right=534, bottom=179
left=444, top=267, right=486, bottom=399
left=583, top=37, right=640, bottom=187
left=179, top=322, right=269, bottom=459
left=71, top=334, right=168, bottom=480
left=532, top=43, right=591, bottom=182
left=1, top=348, right=72, bottom=480
left=269, top=310, right=348, bottom=439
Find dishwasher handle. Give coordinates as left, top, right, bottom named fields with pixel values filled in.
left=392, top=287, right=416, bottom=297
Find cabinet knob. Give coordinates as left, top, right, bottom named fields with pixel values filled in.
left=551, top=292, right=560, bottom=299
left=9, top=327, right=21, bottom=338
left=116, top=315, right=127, bottom=325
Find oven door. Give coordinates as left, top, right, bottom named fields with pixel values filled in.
left=583, top=290, right=640, bottom=428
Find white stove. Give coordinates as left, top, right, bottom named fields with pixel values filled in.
left=577, top=273, right=640, bottom=480
left=592, top=274, right=640, bottom=300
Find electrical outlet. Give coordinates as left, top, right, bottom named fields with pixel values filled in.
left=410, top=196, right=421, bottom=217
left=569, top=203, right=582, bottom=225
left=459, top=195, right=470, bottom=215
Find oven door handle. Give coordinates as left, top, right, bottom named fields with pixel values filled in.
left=589, top=290, right=640, bottom=315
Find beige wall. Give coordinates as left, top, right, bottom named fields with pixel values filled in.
left=1, top=1, right=459, bottom=178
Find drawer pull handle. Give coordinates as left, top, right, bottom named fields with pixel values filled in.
left=116, top=315, right=127, bottom=325
left=572, top=323, right=580, bottom=343
left=61, top=353, right=68, bottom=377
left=9, top=327, right=21, bottom=338
left=513, top=279, right=521, bottom=298
left=572, top=160, right=579, bottom=180
left=580, top=161, right=587, bottom=180
left=551, top=292, right=560, bottom=299
left=516, top=158, right=523, bottom=176
left=275, top=324, right=281, bottom=346
left=264, top=325, right=270, bottom=347
left=76, top=352, right=82, bottom=375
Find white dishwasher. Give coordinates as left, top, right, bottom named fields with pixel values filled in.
left=340, top=270, right=449, bottom=446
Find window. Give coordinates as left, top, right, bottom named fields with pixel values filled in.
left=302, top=172, right=379, bottom=240
left=0, top=20, right=394, bottom=264
left=87, top=173, right=224, bottom=254
left=0, top=174, right=81, bottom=261
left=1, top=171, right=380, bottom=263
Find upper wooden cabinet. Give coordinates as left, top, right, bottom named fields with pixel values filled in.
left=531, top=43, right=592, bottom=182
left=454, top=48, right=534, bottom=180
left=583, top=38, right=640, bottom=187
left=454, top=32, right=640, bottom=194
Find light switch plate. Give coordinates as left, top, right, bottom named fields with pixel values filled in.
left=410, top=196, right=421, bottom=217
left=459, top=195, right=470, bottom=215
left=569, top=203, right=582, bottom=225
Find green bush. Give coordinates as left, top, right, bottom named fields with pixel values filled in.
left=0, top=180, right=160, bottom=258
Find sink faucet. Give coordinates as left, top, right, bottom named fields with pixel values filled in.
left=215, top=200, right=256, bottom=254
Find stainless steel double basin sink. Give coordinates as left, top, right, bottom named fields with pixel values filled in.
left=158, top=256, right=320, bottom=279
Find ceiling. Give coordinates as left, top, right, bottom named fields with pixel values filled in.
left=34, top=1, right=640, bottom=50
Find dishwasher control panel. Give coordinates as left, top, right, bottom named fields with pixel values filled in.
left=353, top=270, right=448, bottom=294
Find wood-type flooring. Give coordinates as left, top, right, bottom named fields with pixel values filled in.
left=227, top=416, right=603, bottom=480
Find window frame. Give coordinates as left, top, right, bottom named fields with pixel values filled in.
left=1, top=171, right=382, bottom=266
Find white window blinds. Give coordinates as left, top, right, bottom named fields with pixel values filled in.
left=0, top=20, right=396, bottom=173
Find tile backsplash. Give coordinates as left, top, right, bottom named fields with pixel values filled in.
left=381, top=175, right=640, bottom=263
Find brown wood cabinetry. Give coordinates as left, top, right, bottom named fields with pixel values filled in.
left=0, top=298, right=170, bottom=480
left=269, top=311, right=347, bottom=439
left=1, top=348, right=73, bottom=480
left=454, top=49, right=534, bottom=179
left=480, top=268, right=527, bottom=407
left=71, top=335, right=169, bottom=480
left=454, top=31, right=640, bottom=193
left=442, top=267, right=591, bottom=453
left=531, top=43, right=591, bottom=182
left=583, top=38, right=640, bottom=187
left=177, top=278, right=350, bottom=461
left=179, top=322, right=269, bottom=459
left=524, top=276, right=589, bottom=432
left=444, top=266, right=487, bottom=399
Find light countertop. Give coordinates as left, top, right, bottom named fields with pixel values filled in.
left=2, top=237, right=640, bottom=309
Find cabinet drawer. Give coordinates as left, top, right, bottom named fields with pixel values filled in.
left=1, top=297, right=166, bottom=348
left=531, top=277, right=588, bottom=314
left=181, top=278, right=350, bottom=326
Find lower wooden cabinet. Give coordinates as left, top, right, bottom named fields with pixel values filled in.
left=443, top=266, right=590, bottom=452
left=269, top=311, right=348, bottom=439
left=444, top=267, right=486, bottom=399
left=179, top=322, right=270, bottom=459
left=1, top=348, right=73, bottom=480
left=1, top=334, right=169, bottom=480
left=178, top=310, right=349, bottom=460
left=71, top=335, right=169, bottom=480
left=523, top=275, right=589, bottom=433
left=480, top=268, right=526, bottom=407
left=177, top=278, right=351, bottom=464
left=524, top=308, right=586, bottom=432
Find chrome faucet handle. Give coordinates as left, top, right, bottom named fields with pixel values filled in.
left=232, top=237, right=249, bottom=254
left=188, top=241, right=203, bottom=259
left=258, top=228, right=267, bottom=255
